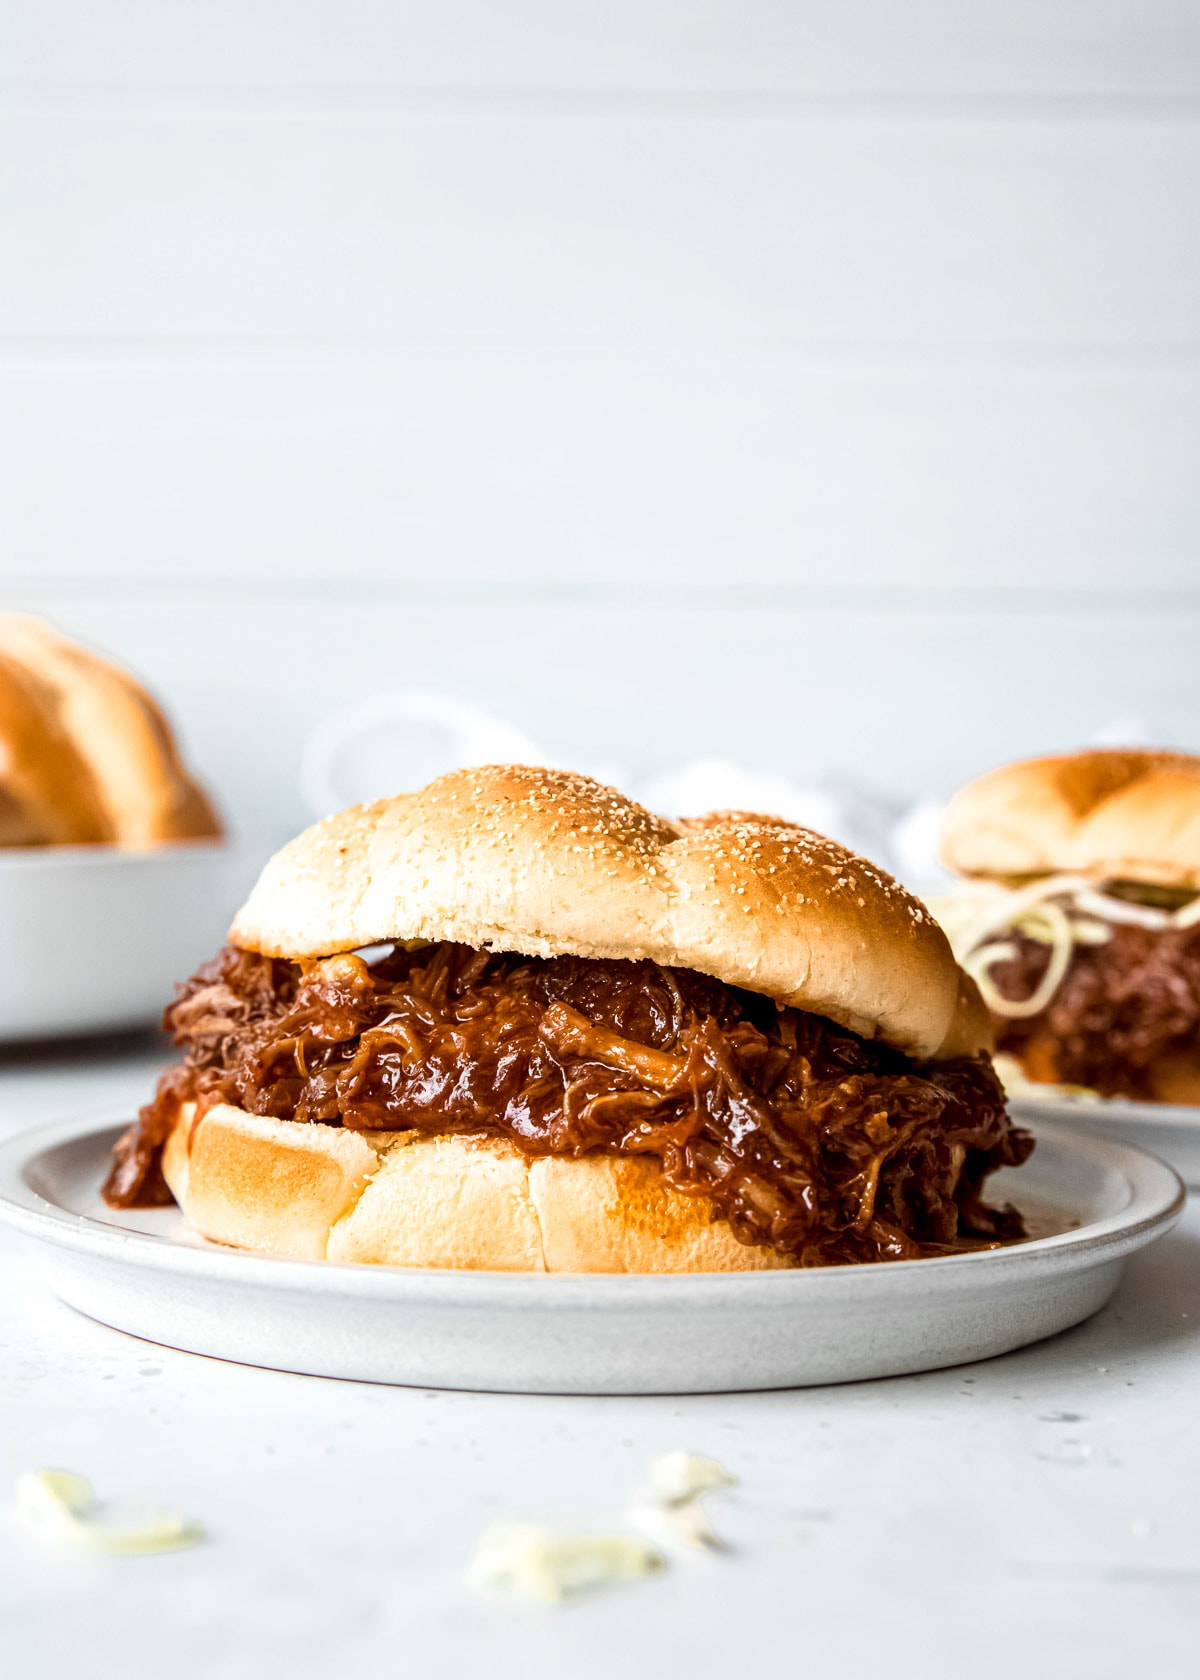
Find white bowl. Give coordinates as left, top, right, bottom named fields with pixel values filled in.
left=0, top=841, right=260, bottom=1041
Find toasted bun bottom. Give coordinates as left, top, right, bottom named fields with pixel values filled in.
left=1007, top=1047, right=1200, bottom=1108
left=161, top=1102, right=792, bottom=1272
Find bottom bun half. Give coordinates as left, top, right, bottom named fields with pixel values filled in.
left=161, top=1102, right=792, bottom=1273
left=1150, top=1056, right=1200, bottom=1107
left=1004, top=1047, right=1200, bottom=1107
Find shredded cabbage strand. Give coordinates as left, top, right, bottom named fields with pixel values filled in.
left=15, top=1470, right=202, bottom=1556
left=930, top=876, right=1200, bottom=1020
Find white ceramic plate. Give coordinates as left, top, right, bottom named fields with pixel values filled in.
left=0, top=1111, right=1183, bottom=1395
left=1008, top=1092, right=1200, bottom=1189
left=0, top=841, right=261, bottom=1040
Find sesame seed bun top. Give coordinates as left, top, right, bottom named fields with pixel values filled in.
left=940, top=749, right=1200, bottom=890
left=231, top=764, right=978, bottom=1061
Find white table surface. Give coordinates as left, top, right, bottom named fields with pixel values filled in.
left=1, top=1037, right=1197, bottom=1679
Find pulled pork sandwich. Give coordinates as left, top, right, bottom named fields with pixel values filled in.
left=104, top=766, right=1030, bottom=1271
left=937, top=749, right=1200, bottom=1105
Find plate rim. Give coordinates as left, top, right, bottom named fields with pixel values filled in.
left=0, top=1108, right=1184, bottom=1305
left=1009, top=1090, right=1200, bottom=1131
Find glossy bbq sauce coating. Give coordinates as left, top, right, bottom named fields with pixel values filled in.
left=105, top=942, right=1031, bottom=1265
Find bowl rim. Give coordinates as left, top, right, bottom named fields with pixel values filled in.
left=0, top=837, right=236, bottom=872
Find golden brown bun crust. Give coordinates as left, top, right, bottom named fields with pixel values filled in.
left=1003, top=1047, right=1200, bottom=1108
left=0, top=614, right=222, bottom=846
left=0, top=653, right=113, bottom=844
left=160, top=1102, right=793, bottom=1272
left=940, top=749, right=1200, bottom=890
left=1148, top=1054, right=1200, bottom=1107
left=231, top=764, right=971, bottom=1060
left=934, top=970, right=995, bottom=1060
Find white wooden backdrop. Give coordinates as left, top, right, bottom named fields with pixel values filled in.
left=3, top=3, right=1198, bottom=842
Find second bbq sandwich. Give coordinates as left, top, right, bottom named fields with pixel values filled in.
left=105, top=765, right=1030, bottom=1270
left=938, top=749, right=1200, bottom=1104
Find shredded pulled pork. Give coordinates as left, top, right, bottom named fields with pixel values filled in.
left=104, top=943, right=1030, bottom=1264
left=986, top=922, right=1200, bottom=1099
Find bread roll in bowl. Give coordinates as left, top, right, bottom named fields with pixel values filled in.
left=0, top=652, right=112, bottom=844
left=0, top=614, right=221, bottom=847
